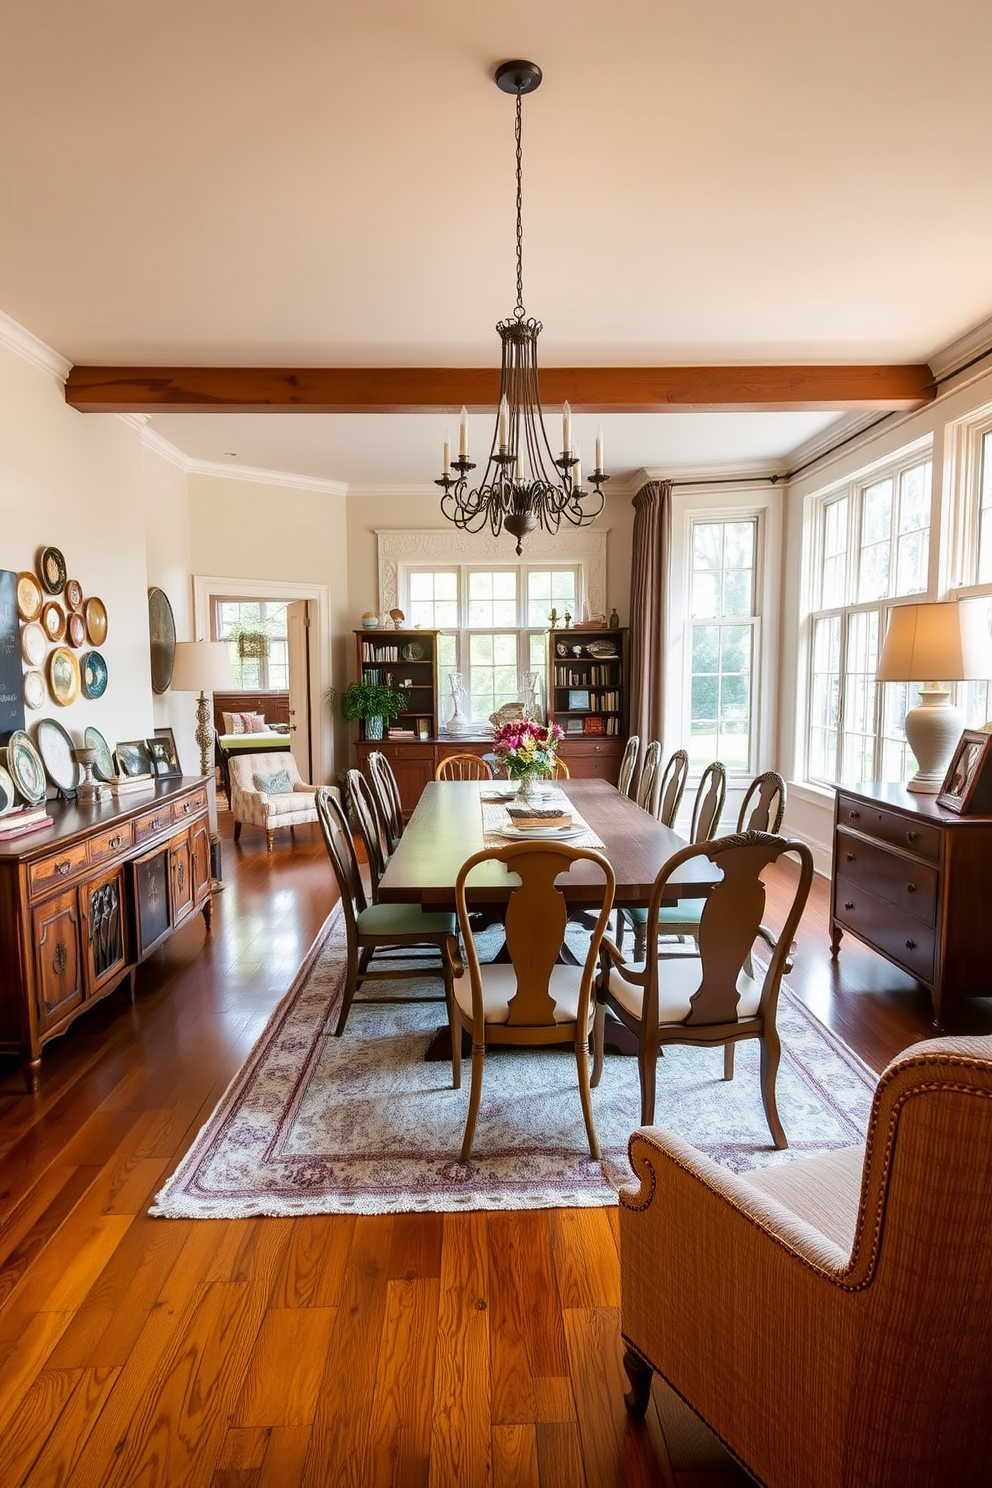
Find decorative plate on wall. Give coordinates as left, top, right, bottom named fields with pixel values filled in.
left=42, top=600, right=66, bottom=642
left=15, top=571, right=43, bottom=622
left=81, top=649, right=108, bottom=700
left=0, top=763, right=16, bottom=815
left=147, top=586, right=176, bottom=694
left=21, top=621, right=47, bottom=668
left=6, top=731, right=47, bottom=805
left=84, top=596, right=108, bottom=645
left=38, top=546, right=67, bottom=594
left=35, top=718, right=78, bottom=795
left=67, top=611, right=86, bottom=648
left=64, top=578, right=83, bottom=611
left=23, top=669, right=46, bottom=710
left=48, top=647, right=81, bottom=706
left=84, top=726, right=115, bottom=782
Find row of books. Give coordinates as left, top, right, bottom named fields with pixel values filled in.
left=554, top=664, right=621, bottom=686
left=0, top=804, right=54, bottom=841
left=361, top=643, right=403, bottom=662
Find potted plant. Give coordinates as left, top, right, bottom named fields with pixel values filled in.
left=327, top=679, right=406, bottom=740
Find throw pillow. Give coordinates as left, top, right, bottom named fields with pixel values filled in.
left=253, top=768, right=292, bottom=795
left=240, top=711, right=266, bottom=734
left=222, top=711, right=244, bottom=735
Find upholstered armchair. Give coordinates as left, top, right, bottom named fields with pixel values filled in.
left=229, top=751, right=321, bottom=851
left=618, top=1035, right=992, bottom=1488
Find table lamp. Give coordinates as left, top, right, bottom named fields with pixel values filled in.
left=875, top=601, right=992, bottom=793
left=170, top=640, right=234, bottom=777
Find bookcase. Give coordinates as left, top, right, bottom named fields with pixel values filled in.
left=547, top=626, right=629, bottom=778
left=354, top=629, right=440, bottom=741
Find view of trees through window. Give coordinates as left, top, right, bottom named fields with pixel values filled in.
left=689, top=520, right=756, bottom=770
left=213, top=599, right=291, bottom=690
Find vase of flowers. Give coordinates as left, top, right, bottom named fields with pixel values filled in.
left=492, top=718, right=564, bottom=797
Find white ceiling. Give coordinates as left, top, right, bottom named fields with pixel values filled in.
left=4, top=0, right=992, bottom=487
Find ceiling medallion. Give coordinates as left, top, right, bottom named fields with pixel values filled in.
left=435, top=60, right=608, bottom=555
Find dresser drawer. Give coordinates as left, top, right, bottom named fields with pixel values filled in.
left=133, top=805, right=174, bottom=844
left=172, top=788, right=207, bottom=825
left=834, top=874, right=936, bottom=984
left=88, top=821, right=134, bottom=866
left=29, top=842, right=89, bottom=897
left=834, top=828, right=938, bottom=925
left=836, top=794, right=941, bottom=864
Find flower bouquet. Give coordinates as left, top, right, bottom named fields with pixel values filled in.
left=492, top=718, right=564, bottom=797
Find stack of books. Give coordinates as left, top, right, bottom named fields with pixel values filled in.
left=386, top=727, right=415, bottom=739
left=110, top=773, right=155, bottom=796
left=0, top=804, right=54, bottom=841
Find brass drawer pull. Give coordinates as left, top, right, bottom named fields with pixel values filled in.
left=151, top=817, right=163, bottom=831
left=845, top=852, right=854, bottom=862
left=55, top=859, right=72, bottom=876
left=182, top=802, right=191, bottom=814
left=109, top=834, right=123, bottom=849
left=906, top=830, right=918, bottom=843
left=848, top=809, right=860, bottom=820
left=906, top=882, right=917, bottom=893
left=844, top=901, right=854, bottom=911
left=906, top=938, right=917, bottom=950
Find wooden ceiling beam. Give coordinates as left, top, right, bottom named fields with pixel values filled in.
left=64, top=363, right=935, bottom=415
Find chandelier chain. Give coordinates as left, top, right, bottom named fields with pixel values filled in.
left=514, top=90, right=525, bottom=320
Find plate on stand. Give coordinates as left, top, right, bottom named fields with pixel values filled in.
left=36, top=717, right=79, bottom=795
left=6, top=731, right=47, bottom=805
left=84, top=726, right=115, bottom=782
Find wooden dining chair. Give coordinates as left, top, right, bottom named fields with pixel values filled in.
left=435, top=753, right=493, bottom=781
left=619, top=761, right=726, bottom=957
left=367, top=749, right=404, bottom=851
left=548, top=755, right=570, bottom=779
left=315, top=787, right=458, bottom=1039
left=595, top=830, right=814, bottom=1146
left=345, top=767, right=392, bottom=900
left=655, top=748, right=689, bottom=827
left=446, top=840, right=616, bottom=1163
left=617, top=734, right=640, bottom=796
left=736, top=769, right=787, bottom=834
left=634, top=741, right=662, bottom=812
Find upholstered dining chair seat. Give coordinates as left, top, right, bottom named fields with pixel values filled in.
left=451, top=963, right=596, bottom=1026
left=603, top=956, right=762, bottom=1025
left=356, top=902, right=456, bottom=938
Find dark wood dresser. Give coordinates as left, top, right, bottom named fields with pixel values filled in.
left=0, top=776, right=211, bottom=1090
left=830, top=783, right=992, bottom=1027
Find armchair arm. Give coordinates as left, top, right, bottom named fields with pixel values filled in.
left=292, top=783, right=317, bottom=795
left=445, top=934, right=465, bottom=980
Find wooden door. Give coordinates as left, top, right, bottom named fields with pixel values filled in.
left=33, top=888, right=83, bottom=1032
left=287, top=599, right=312, bottom=782
left=80, top=867, right=128, bottom=995
left=169, top=832, right=194, bottom=924
left=190, top=818, right=211, bottom=906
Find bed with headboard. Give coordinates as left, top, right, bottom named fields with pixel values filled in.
left=213, top=691, right=293, bottom=804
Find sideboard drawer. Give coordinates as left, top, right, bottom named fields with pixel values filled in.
left=172, top=788, right=207, bottom=824
left=29, top=842, right=89, bottom=897
left=834, top=828, right=938, bottom=925
left=835, top=793, right=942, bottom=864
left=133, top=805, right=173, bottom=844
left=88, top=821, right=134, bottom=866
left=834, top=875, right=936, bottom=984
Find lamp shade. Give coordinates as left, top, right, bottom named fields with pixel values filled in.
left=170, top=641, right=233, bottom=693
left=876, top=602, right=992, bottom=683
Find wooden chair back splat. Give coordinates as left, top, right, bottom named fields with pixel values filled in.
left=736, top=769, right=787, bottom=834
left=656, top=748, right=689, bottom=827
left=367, top=750, right=404, bottom=849
left=617, top=734, right=640, bottom=796
left=435, top=753, right=494, bottom=781
left=635, top=741, right=663, bottom=812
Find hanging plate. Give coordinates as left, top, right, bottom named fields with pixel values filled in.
left=80, top=650, right=108, bottom=700
left=21, top=621, right=47, bottom=668
left=38, top=546, right=67, bottom=594
left=48, top=647, right=81, bottom=706
left=147, top=586, right=177, bottom=694
left=35, top=717, right=79, bottom=794
left=23, top=669, right=46, bottom=710
left=42, top=600, right=66, bottom=642
left=15, top=571, right=43, bottom=622
left=67, top=611, right=86, bottom=648
left=84, top=726, right=115, bottom=782
left=6, top=731, right=47, bottom=804
left=64, top=577, right=84, bottom=611
left=84, top=596, right=108, bottom=645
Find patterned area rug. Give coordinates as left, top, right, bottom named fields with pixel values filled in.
left=151, top=906, right=877, bottom=1218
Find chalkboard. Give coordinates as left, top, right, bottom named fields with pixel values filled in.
left=0, top=570, right=26, bottom=743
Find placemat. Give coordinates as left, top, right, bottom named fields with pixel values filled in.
left=480, top=798, right=606, bottom=850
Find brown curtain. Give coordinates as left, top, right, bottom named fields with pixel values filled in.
left=628, top=479, right=671, bottom=747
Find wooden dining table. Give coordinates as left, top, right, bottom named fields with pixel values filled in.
left=376, top=778, right=717, bottom=912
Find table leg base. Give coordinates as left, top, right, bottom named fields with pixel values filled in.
left=423, top=1012, right=640, bottom=1061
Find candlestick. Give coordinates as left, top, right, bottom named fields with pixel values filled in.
left=442, top=435, right=451, bottom=476
left=562, top=400, right=572, bottom=456
left=499, top=395, right=509, bottom=453
left=595, top=426, right=604, bottom=472
left=459, top=407, right=469, bottom=457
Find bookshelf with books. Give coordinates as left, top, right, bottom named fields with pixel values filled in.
left=547, top=626, right=629, bottom=780
left=353, top=629, right=441, bottom=815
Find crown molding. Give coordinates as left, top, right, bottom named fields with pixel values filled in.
left=929, top=316, right=992, bottom=384
left=135, top=421, right=347, bottom=493
left=0, top=310, right=71, bottom=383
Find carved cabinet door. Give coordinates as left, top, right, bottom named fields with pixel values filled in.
left=32, top=887, right=83, bottom=1032
left=189, top=819, right=211, bottom=906
left=80, top=866, right=128, bottom=996
left=169, top=831, right=194, bottom=924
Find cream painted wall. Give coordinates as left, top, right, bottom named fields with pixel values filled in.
left=0, top=340, right=155, bottom=759
left=143, top=440, right=198, bottom=776
left=185, top=470, right=350, bottom=782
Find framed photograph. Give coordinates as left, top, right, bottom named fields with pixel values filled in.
left=115, top=739, right=152, bottom=778
left=416, top=718, right=431, bottom=741
left=567, top=689, right=590, bottom=711
left=566, top=717, right=584, bottom=735
left=148, top=732, right=181, bottom=777
left=937, top=730, right=992, bottom=814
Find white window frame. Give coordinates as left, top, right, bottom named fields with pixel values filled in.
left=666, top=485, right=780, bottom=781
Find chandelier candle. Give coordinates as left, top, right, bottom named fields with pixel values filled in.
left=436, top=60, right=609, bottom=554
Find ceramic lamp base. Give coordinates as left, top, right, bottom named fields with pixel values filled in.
left=904, top=686, right=962, bottom=793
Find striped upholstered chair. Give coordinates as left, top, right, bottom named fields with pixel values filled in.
left=618, top=1035, right=992, bottom=1488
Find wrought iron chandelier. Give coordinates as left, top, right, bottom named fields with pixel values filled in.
left=436, top=60, right=609, bottom=555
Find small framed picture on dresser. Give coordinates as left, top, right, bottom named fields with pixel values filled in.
left=937, top=729, right=992, bottom=814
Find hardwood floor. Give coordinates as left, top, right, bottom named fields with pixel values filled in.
left=0, top=804, right=989, bottom=1487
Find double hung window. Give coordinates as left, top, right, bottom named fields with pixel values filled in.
left=213, top=599, right=290, bottom=690
left=688, top=520, right=757, bottom=770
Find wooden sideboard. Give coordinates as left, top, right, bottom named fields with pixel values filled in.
left=0, top=776, right=211, bottom=1091
left=830, top=783, right=992, bottom=1028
